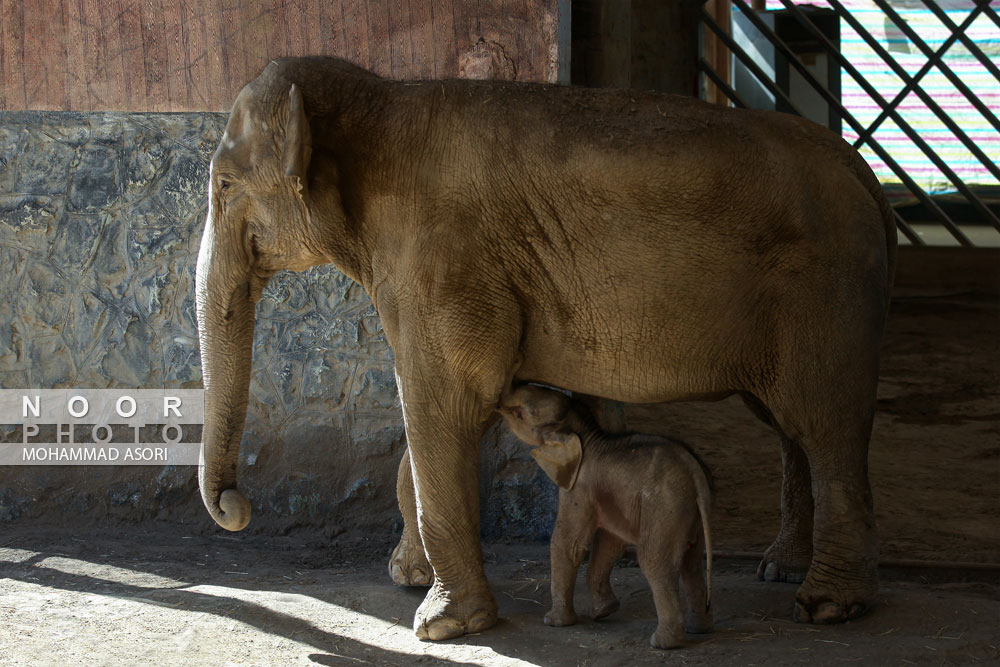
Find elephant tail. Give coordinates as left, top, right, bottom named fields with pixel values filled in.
left=869, top=162, right=898, bottom=305
left=878, top=179, right=898, bottom=299
left=848, top=147, right=898, bottom=306
left=680, top=444, right=714, bottom=612
left=696, top=463, right=713, bottom=612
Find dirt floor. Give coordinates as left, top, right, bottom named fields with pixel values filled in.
left=0, top=530, right=997, bottom=666
left=0, top=291, right=997, bottom=665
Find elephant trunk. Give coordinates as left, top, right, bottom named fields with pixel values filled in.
left=195, top=216, right=255, bottom=531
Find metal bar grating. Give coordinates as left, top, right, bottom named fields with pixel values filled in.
left=699, top=0, right=1000, bottom=247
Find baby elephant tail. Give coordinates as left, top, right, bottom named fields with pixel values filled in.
left=688, top=453, right=714, bottom=611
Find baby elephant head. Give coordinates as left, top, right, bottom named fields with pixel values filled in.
left=498, top=385, right=583, bottom=491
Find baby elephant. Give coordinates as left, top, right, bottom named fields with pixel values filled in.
left=498, top=384, right=714, bottom=649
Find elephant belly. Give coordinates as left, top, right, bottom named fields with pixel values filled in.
left=593, top=490, right=641, bottom=545
left=508, top=229, right=762, bottom=404
left=514, top=326, right=738, bottom=404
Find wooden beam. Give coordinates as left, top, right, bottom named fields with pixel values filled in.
left=2, top=0, right=562, bottom=112
left=702, top=0, right=732, bottom=105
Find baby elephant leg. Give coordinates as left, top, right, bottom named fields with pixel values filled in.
left=681, top=523, right=713, bottom=634
left=546, top=498, right=595, bottom=627
left=586, top=529, right=625, bottom=619
left=638, top=536, right=687, bottom=649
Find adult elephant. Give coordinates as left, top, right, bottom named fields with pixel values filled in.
left=195, top=56, right=895, bottom=640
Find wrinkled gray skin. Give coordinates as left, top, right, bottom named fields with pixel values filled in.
left=195, top=56, right=895, bottom=640
left=499, top=385, right=714, bottom=649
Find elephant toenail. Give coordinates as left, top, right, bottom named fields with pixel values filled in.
left=813, top=602, right=844, bottom=623
left=427, top=618, right=464, bottom=641
left=468, top=611, right=495, bottom=633
left=848, top=603, right=866, bottom=619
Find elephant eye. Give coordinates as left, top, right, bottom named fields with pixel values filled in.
left=219, top=179, right=231, bottom=191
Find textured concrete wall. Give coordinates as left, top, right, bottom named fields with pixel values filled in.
left=0, top=111, right=556, bottom=538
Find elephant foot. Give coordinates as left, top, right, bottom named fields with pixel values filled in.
left=794, top=599, right=869, bottom=624
left=758, top=558, right=808, bottom=584
left=685, top=610, right=713, bottom=634
left=591, top=593, right=619, bottom=620
left=792, top=558, right=877, bottom=624
left=388, top=534, right=432, bottom=586
left=413, top=581, right=497, bottom=641
left=757, top=535, right=811, bottom=584
left=544, top=605, right=578, bottom=627
left=650, top=625, right=685, bottom=650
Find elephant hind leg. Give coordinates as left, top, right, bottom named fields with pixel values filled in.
left=762, top=379, right=880, bottom=624
left=681, top=518, right=713, bottom=634
left=741, top=395, right=813, bottom=584
left=759, top=438, right=813, bottom=584
left=389, top=446, right=432, bottom=586
left=586, top=529, right=625, bottom=619
left=637, top=543, right=687, bottom=649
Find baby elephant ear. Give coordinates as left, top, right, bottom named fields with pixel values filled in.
left=530, top=432, right=583, bottom=491
left=283, top=83, right=312, bottom=194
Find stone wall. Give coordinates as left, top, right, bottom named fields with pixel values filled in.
left=0, top=111, right=556, bottom=539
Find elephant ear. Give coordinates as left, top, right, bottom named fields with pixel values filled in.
left=529, top=432, right=583, bottom=491
left=282, top=83, right=312, bottom=195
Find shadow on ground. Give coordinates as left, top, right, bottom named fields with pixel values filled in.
left=1, top=527, right=997, bottom=666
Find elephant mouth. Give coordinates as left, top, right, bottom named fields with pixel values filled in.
left=496, top=403, right=524, bottom=422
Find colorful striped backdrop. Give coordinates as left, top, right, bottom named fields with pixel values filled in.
left=766, top=0, right=999, bottom=198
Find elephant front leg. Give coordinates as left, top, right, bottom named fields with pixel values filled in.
left=758, top=437, right=814, bottom=584
left=388, top=447, right=432, bottom=586
left=545, top=498, right=595, bottom=627
left=397, top=372, right=498, bottom=641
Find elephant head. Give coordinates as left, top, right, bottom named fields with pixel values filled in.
left=196, top=64, right=348, bottom=530
left=498, top=385, right=584, bottom=491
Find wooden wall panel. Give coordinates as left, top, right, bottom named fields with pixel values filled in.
left=2, top=0, right=563, bottom=112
